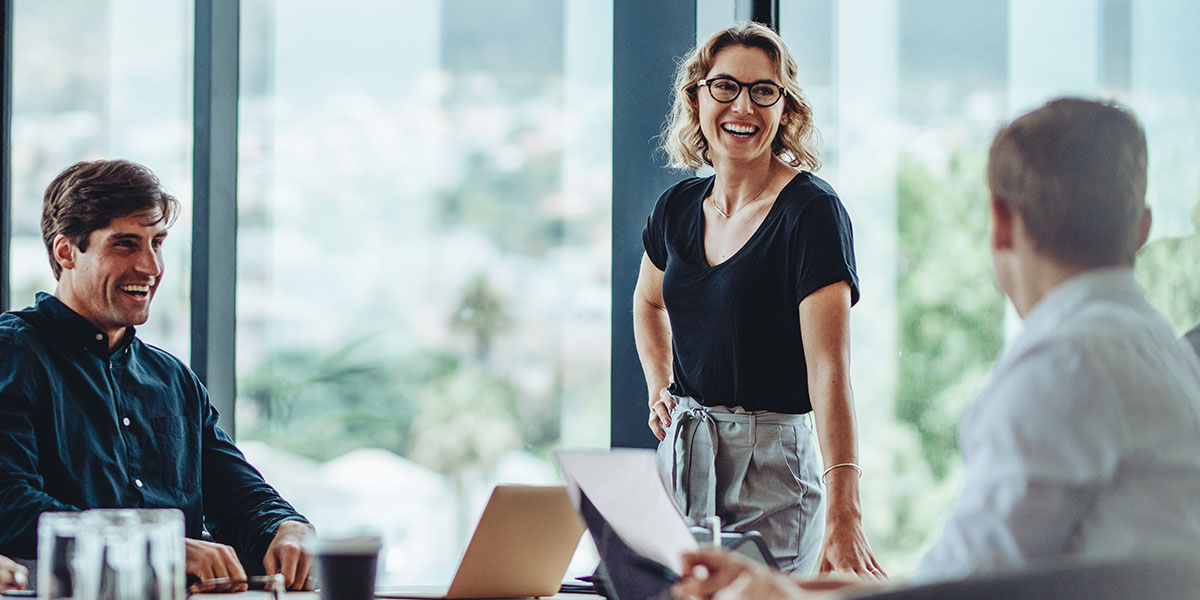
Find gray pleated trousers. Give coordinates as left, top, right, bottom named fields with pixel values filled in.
left=656, top=395, right=825, bottom=573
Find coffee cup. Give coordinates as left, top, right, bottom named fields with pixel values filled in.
left=314, top=531, right=383, bottom=600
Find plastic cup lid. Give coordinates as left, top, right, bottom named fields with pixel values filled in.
left=313, top=530, right=383, bottom=555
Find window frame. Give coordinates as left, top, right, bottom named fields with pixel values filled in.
left=1, top=0, right=13, bottom=313
left=0, top=0, right=776, bottom=442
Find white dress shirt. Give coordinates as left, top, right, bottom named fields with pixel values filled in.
left=914, top=268, right=1200, bottom=582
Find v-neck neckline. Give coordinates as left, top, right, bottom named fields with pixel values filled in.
left=697, top=172, right=802, bottom=270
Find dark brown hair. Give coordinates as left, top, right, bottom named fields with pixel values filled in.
left=988, top=98, right=1148, bottom=268
left=41, top=159, right=180, bottom=279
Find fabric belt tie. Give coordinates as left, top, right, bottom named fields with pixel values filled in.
left=667, top=396, right=807, bottom=521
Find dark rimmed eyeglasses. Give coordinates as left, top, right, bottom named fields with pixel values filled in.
left=697, top=76, right=786, bottom=107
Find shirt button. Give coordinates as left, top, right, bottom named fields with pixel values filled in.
left=123, top=417, right=131, bottom=427
left=134, top=478, right=144, bottom=488
left=95, top=333, right=104, bottom=341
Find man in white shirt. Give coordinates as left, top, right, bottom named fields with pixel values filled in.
left=673, top=98, right=1200, bottom=598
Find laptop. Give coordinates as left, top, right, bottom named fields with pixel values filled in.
left=376, top=485, right=586, bottom=599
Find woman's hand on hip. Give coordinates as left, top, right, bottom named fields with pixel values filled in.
left=648, top=388, right=676, bottom=440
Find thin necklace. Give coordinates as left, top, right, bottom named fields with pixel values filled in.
left=711, top=180, right=773, bottom=218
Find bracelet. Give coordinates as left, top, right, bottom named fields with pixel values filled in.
left=822, top=462, right=863, bottom=482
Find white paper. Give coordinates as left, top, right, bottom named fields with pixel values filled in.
left=555, top=448, right=698, bottom=574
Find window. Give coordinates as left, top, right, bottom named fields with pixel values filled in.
left=779, top=0, right=1200, bottom=574
left=8, top=0, right=193, bottom=356
left=234, top=0, right=612, bottom=583
left=6, top=0, right=1197, bottom=584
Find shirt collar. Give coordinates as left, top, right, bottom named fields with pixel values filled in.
left=33, top=292, right=136, bottom=358
left=1012, top=267, right=1143, bottom=351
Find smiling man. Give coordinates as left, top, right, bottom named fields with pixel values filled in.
left=0, top=160, right=315, bottom=591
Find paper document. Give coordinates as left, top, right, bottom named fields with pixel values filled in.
left=556, top=449, right=698, bottom=574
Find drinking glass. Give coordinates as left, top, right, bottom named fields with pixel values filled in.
left=77, top=508, right=185, bottom=600
left=37, top=511, right=89, bottom=600
left=684, top=515, right=722, bottom=547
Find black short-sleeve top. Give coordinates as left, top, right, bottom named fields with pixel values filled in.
left=641, top=172, right=859, bottom=414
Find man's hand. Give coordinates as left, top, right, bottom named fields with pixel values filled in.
left=0, top=555, right=28, bottom=592
left=674, top=549, right=758, bottom=600
left=649, top=388, right=676, bottom=440
left=186, top=538, right=248, bottom=592
left=674, top=549, right=861, bottom=600
left=706, top=568, right=811, bottom=600
left=263, top=520, right=316, bottom=591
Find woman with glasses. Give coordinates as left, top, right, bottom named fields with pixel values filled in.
left=633, top=22, right=883, bottom=578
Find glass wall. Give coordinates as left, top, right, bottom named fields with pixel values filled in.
left=778, top=0, right=1200, bottom=575
left=8, top=0, right=193, bottom=357
left=233, top=0, right=612, bottom=583
left=6, top=0, right=1198, bottom=585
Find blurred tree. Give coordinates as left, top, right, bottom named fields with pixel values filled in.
left=239, top=337, right=414, bottom=460
left=408, top=364, right=521, bottom=478
left=436, top=149, right=566, bottom=255
left=434, top=73, right=569, bottom=256
left=895, top=148, right=1005, bottom=479
left=854, top=146, right=1007, bottom=572
left=1136, top=199, right=1200, bottom=334
left=406, top=362, right=526, bottom=544
left=450, top=274, right=514, bottom=363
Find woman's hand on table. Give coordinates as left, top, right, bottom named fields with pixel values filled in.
left=816, top=513, right=886, bottom=581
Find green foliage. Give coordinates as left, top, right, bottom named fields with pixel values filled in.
left=434, top=75, right=570, bottom=256
left=238, top=271, right=566, bottom=471
left=451, top=274, right=514, bottom=362
left=239, top=337, right=416, bottom=460
left=858, top=423, right=964, bottom=575
left=851, top=146, right=1008, bottom=574
left=408, top=363, right=522, bottom=479
left=436, top=150, right=566, bottom=255
left=894, top=149, right=1005, bottom=479
left=1136, top=200, right=1200, bottom=334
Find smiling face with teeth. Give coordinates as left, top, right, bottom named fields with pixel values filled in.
left=53, top=209, right=168, bottom=348
left=697, top=45, right=787, bottom=168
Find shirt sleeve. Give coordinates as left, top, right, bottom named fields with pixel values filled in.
left=792, top=194, right=860, bottom=306
left=912, top=340, right=1125, bottom=583
left=641, top=184, right=675, bottom=271
left=195, top=375, right=308, bottom=573
left=0, top=338, right=79, bottom=558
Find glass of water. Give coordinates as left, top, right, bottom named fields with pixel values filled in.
left=75, top=508, right=185, bottom=600
left=37, top=511, right=89, bottom=600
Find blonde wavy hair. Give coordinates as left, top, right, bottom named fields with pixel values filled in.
left=661, top=22, right=821, bottom=172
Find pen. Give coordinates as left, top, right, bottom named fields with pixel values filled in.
left=188, top=573, right=285, bottom=592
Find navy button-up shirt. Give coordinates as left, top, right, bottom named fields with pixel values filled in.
left=0, top=293, right=307, bottom=568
